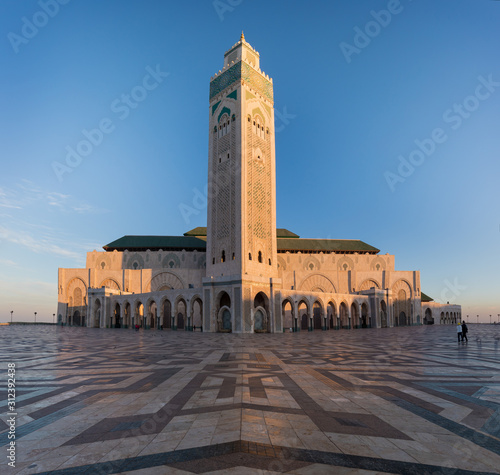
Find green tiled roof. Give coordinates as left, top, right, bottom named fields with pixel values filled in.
left=105, top=230, right=378, bottom=254
left=421, top=292, right=434, bottom=302
left=103, top=236, right=207, bottom=252
left=277, top=239, right=379, bottom=253
left=183, top=227, right=299, bottom=239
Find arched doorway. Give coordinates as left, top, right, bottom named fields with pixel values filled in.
left=124, top=302, right=131, bottom=328
left=176, top=299, right=186, bottom=330
left=327, top=301, right=337, bottom=330
left=361, top=303, right=368, bottom=328
left=380, top=300, right=387, bottom=328
left=192, top=298, right=203, bottom=331
left=134, top=302, right=144, bottom=328
left=351, top=303, right=359, bottom=329
left=282, top=299, right=294, bottom=332
left=298, top=300, right=308, bottom=331
left=148, top=301, right=157, bottom=329
left=73, top=310, right=81, bottom=327
left=113, top=303, right=121, bottom=328
left=162, top=299, right=172, bottom=329
left=340, top=302, right=349, bottom=329
left=93, top=299, right=101, bottom=328
left=254, top=292, right=269, bottom=332
left=313, top=301, right=322, bottom=330
left=217, top=291, right=232, bottom=332
left=398, top=311, right=406, bottom=326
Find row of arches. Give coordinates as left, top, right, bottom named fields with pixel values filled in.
left=440, top=310, right=461, bottom=324
left=281, top=298, right=371, bottom=331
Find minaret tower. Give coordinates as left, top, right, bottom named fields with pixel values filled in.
left=204, top=34, right=279, bottom=333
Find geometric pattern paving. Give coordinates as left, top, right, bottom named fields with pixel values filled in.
left=1, top=324, right=500, bottom=474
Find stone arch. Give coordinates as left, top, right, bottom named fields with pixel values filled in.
left=339, top=301, right=349, bottom=329
left=337, top=256, right=354, bottom=271
left=313, top=300, right=323, bottom=330
left=174, top=297, right=187, bottom=330
left=358, top=279, right=381, bottom=291
left=126, top=253, right=145, bottom=270
left=96, top=255, right=111, bottom=270
left=93, top=298, right=101, bottom=328
left=146, top=298, right=158, bottom=329
left=253, top=292, right=269, bottom=332
left=327, top=300, right=337, bottom=329
left=299, top=274, right=336, bottom=293
left=113, top=302, right=121, bottom=328
left=123, top=301, right=131, bottom=328
left=133, top=300, right=145, bottom=328
left=162, top=253, right=181, bottom=269
left=277, top=256, right=287, bottom=271
left=298, top=299, right=309, bottom=331
left=66, top=277, right=87, bottom=303
left=99, top=278, right=120, bottom=290
left=303, top=256, right=320, bottom=272
left=370, top=256, right=387, bottom=271
left=351, top=302, right=360, bottom=329
left=160, top=297, right=172, bottom=329
left=361, top=302, right=369, bottom=328
left=282, top=298, right=294, bottom=331
left=191, top=296, right=203, bottom=330
left=381, top=300, right=388, bottom=328
left=146, top=272, right=185, bottom=292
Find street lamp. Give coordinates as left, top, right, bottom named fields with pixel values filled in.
left=53, top=313, right=55, bottom=324
left=34, top=312, right=37, bottom=324
left=476, top=314, right=479, bottom=325
left=490, top=315, right=492, bottom=325
left=10, top=311, right=13, bottom=323
left=467, top=314, right=469, bottom=324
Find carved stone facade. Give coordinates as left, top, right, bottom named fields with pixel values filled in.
left=57, top=35, right=461, bottom=331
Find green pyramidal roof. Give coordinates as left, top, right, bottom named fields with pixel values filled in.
left=103, top=235, right=207, bottom=252
left=421, top=292, right=434, bottom=302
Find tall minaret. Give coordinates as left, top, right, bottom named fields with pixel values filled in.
left=206, top=33, right=278, bottom=280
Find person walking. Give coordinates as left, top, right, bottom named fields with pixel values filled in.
left=461, top=321, right=468, bottom=343
left=457, top=322, right=463, bottom=342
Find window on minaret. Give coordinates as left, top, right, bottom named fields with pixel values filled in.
left=258, top=251, right=263, bottom=263
left=232, top=253, right=235, bottom=260
left=221, top=250, right=226, bottom=263
left=249, top=253, right=252, bottom=260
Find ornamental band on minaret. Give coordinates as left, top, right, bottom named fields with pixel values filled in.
left=56, top=35, right=461, bottom=332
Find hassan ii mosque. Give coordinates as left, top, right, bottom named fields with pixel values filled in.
left=57, top=34, right=461, bottom=332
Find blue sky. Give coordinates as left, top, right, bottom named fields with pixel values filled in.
left=1, top=0, right=499, bottom=323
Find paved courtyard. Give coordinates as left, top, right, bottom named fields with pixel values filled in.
left=1, top=324, right=500, bottom=474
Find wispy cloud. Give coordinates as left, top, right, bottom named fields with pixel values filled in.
left=0, top=181, right=105, bottom=264
left=7, top=180, right=109, bottom=214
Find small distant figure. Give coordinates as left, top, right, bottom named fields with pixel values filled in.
left=135, top=324, right=140, bottom=331
left=457, top=322, right=463, bottom=343
left=193, top=325, right=196, bottom=332
left=461, top=321, right=468, bottom=343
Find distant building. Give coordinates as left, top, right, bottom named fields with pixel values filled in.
left=57, top=34, right=461, bottom=331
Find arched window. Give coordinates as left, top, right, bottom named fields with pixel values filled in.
left=221, top=250, right=226, bottom=263
left=232, top=253, right=235, bottom=260
left=268, top=258, right=271, bottom=265
left=249, top=253, right=252, bottom=261
left=258, top=251, right=263, bottom=263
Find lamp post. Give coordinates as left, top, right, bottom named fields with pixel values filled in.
left=467, top=314, right=469, bottom=324
left=498, top=314, right=500, bottom=324
left=53, top=313, right=55, bottom=324
left=10, top=311, right=13, bottom=323
left=476, top=314, right=479, bottom=325
left=34, top=312, right=37, bottom=324
left=490, top=315, right=492, bottom=325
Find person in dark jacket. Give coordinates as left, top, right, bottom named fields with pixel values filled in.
left=461, top=321, right=468, bottom=342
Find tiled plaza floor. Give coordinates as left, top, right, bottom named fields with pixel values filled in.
left=1, top=324, right=500, bottom=474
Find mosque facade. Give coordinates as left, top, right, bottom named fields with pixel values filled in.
left=57, top=35, right=461, bottom=332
